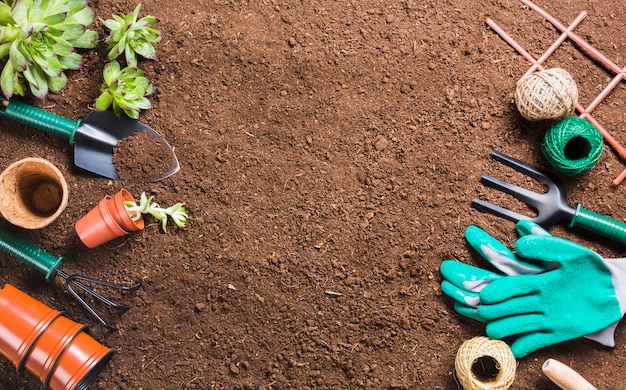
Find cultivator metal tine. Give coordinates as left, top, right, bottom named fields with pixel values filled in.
left=491, top=150, right=556, bottom=189
left=471, top=198, right=534, bottom=223
left=479, top=174, right=544, bottom=208
left=473, top=150, right=578, bottom=228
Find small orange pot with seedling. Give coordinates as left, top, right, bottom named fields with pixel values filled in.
left=0, top=284, right=114, bottom=390
left=75, top=189, right=187, bottom=248
left=75, top=189, right=143, bottom=248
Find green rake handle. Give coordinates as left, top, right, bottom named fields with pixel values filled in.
left=0, top=225, right=63, bottom=282
left=570, top=204, right=626, bottom=245
left=0, top=99, right=81, bottom=144
left=0, top=225, right=140, bottom=331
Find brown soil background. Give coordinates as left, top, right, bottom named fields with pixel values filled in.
left=1, top=0, right=626, bottom=388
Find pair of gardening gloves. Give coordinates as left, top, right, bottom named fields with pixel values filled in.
left=440, top=220, right=626, bottom=359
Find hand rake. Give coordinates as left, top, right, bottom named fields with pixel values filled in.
left=472, top=150, right=626, bottom=245
left=0, top=224, right=140, bottom=331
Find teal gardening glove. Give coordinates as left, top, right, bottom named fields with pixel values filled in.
left=441, top=221, right=626, bottom=358
left=441, top=221, right=551, bottom=321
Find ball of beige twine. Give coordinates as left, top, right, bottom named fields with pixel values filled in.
left=454, top=336, right=516, bottom=390
left=515, top=68, right=578, bottom=121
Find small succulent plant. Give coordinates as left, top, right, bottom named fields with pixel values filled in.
left=0, top=0, right=99, bottom=98
left=124, top=191, right=188, bottom=232
left=104, top=3, right=162, bottom=68
left=95, top=60, right=153, bottom=119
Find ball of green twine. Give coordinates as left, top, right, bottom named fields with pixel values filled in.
left=541, top=116, right=603, bottom=176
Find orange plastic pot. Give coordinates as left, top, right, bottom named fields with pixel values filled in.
left=24, top=315, right=86, bottom=385
left=75, top=189, right=144, bottom=248
left=0, top=283, right=61, bottom=368
left=47, top=328, right=114, bottom=390
left=0, top=284, right=113, bottom=390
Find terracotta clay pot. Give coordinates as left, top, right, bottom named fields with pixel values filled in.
left=75, top=189, right=144, bottom=248
left=106, top=189, right=145, bottom=233
left=0, top=158, right=69, bottom=229
left=0, top=284, right=113, bottom=390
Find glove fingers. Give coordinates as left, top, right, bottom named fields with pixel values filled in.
left=480, top=275, right=539, bottom=305
left=440, top=260, right=500, bottom=292
left=465, top=225, right=545, bottom=275
left=510, top=331, right=566, bottom=359
left=441, top=280, right=482, bottom=307
left=454, top=302, right=486, bottom=323
left=485, top=314, right=560, bottom=358
left=478, top=292, right=541, bottom=321
left=485, top=312, right=545, bottom=339
left=515, top=234, right=596, bottom=263
left=516, top=220, right=551, bottom=237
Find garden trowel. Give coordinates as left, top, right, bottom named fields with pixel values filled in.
left=0, top=99, right=179, bottom=181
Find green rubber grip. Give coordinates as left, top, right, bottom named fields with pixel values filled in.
left=570, top=203, right=626, bottom=245
left=0, top=225, right=63, bottom=282
left=0, top=99, right=80, bottom=144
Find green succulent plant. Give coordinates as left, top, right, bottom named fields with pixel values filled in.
left=95, top=60, right=153, bottom=119
left=0, top=0, right=99, bottom=99
left=104, top=3, right=161, bottom=68
left=124, top=191, right=188, bottom=232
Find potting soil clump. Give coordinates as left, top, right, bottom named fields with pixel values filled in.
left=113, top=132, right=177, bottom=182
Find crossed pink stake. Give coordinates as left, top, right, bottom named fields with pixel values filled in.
left=487, top=0, right=626, bottom=185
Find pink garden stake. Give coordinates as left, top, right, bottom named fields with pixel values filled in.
left=488, top=0, right=626, bottom=185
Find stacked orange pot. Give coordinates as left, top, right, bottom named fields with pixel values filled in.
left=0, top=284, right=113, bottom=389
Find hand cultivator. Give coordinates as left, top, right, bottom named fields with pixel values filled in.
left=472, top=150, right=626, bottom=244
left=0, top=224, right=140, bottom=331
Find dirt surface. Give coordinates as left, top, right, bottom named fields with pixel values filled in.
left=1, top=0, right=626, bottom=388
left=113, top=131, right=179, bottom=182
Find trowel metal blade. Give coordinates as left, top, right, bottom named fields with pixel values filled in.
left=72, top=111, right=179, bottom=181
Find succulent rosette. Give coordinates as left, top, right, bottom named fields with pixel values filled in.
left=95, top=60, right=153, bottom=119
left=104, top=3, right=161, bottom=67
left=0, top=0, right=98, bottom=98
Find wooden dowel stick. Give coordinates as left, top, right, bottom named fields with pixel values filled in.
left=542, top=358, right=598, bottom=390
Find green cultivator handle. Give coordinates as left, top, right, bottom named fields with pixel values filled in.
left=0, top=99, right=80, bottom=143
left=0, top=225, right=63, bottom=282
left=570, top=204, right=626, bottom=245
left=473, top=151, right=626, bottom=246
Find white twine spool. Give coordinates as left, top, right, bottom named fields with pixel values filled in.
left=515, top=68, right=578, bottom=121
left=454, top=336, right=516, bottom=390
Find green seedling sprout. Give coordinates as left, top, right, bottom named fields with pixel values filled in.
left=95, top=60, right=153, bottom=119
left=104, top=3, right=162, bottom=68
left=0, top=0, right=99, bottom=98
left=124, top=191, right=188, bottom=232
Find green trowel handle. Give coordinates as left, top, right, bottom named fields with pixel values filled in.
left=0, top=225, right=63, bottom=282
left=0, top=99, right=80, bottom=144
left=570, top=203, right=626, bottom=245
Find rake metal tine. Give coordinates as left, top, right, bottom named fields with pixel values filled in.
left=67, top=276, right=130, bottom=312
left=471, top=198, right=534, bottom=224
left=480, top=174, right=543, bottom=207
left=65, top=278, right=115, bottom=331
left=56, top=269, right=141, bottom=331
